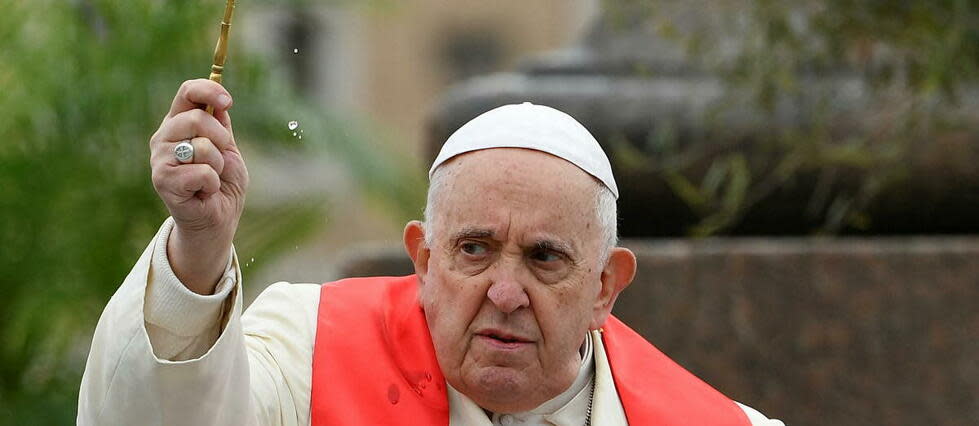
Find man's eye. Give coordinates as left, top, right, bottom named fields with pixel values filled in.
left=461, top=242, right=487, bottom=256
left=530, top=250, right=560, bottom=262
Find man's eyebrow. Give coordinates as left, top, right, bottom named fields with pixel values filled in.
left=531, top=239, right=576, bottom=257
left=450, top=228, right=495, bottom=242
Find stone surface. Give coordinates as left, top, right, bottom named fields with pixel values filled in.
left=335, top=238, right=979, bottom=426
left=617, top=237, right=979, bottom=426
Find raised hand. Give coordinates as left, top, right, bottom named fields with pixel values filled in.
left=149, top=79, right=249, bottom=294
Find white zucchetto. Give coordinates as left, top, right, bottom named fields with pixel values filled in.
left=429, top=102, right=619, bottom=199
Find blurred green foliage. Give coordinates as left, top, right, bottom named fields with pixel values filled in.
left=0, top=0, right=422, bottom=423
left=609, top=0, right=978, bottom=235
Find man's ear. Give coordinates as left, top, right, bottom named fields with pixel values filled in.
left=403, top=221, right=430, bottom=279
left=590, top=247, right=637, bottom=329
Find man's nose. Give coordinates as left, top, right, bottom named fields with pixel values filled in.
left=486, top=273, right=530, bottom=314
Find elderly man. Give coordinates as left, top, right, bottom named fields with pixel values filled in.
left=79, top=80, right=784, bottom=425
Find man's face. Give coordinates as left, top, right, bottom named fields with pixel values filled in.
left=416, top=148, right=608, bottom=413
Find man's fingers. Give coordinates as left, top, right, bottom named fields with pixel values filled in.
left=187, top=137, right=225, bottom=176
left=165, top=164, right=222, bottom=199
left=219, top=148, right=249, bottom=191
left=152, top=137, right=225, bottom=176
left=213, top=108, right=233, bottom=132
left=168, top=79, right=233, bottom=118
left=154, top=108, right=235, bottom=151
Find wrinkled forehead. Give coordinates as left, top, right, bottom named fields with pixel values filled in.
left=433, top=148, right=603, bottom=246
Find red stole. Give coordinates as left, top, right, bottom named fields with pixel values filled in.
left=310, top=275, right=750, bottom=425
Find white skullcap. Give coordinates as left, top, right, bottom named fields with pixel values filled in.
left=429, top=102, right=619, bottom=198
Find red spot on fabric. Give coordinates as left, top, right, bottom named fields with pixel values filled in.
left=388, top=384, right=400, bottom=405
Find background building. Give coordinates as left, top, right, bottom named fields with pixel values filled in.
left=237, top=1, right=599, bottom=286
left=241, top=1, right=598, bottom=160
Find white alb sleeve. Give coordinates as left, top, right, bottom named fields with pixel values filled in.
left=78, top=218, right=321, bottom=426
left=143, top=217, right=237, bottom=360
left=78, top=218, right=252, bottom=425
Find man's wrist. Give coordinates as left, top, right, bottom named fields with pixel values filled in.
left=145, top=218, right=238, bottom=357
left=168, top=224, right=235, bottom=295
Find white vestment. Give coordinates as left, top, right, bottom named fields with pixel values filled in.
left=78, top=219, right=785, bottom=426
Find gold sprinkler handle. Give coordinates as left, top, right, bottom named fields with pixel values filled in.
left=205, top=0, right=236, bottom=115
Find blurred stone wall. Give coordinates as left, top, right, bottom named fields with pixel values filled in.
left=616, top=238, right=979, bottom=426
left=337, top=237, right=979, bottom=426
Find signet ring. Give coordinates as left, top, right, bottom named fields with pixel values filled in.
left=174, top=140, right=195, bottom=164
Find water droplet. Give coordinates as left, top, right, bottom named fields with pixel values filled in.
left=405, top=371, right=433, bottom=395
left=292, top=132, right=297, bottom=137
left=387, top=384, right=400, bottom=405
left=287, top=120, right=299, bottom=130
left=293, top=48, right=299, bottom=54
left=298, top=135, right=303, bottom=140
left=250, top=257, right=255, bottom=263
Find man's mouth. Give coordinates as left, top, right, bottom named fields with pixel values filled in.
left=475, top=329, right=532, bottom=348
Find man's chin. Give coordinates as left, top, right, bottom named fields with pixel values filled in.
left=461, top=366, right=542, bottom=413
